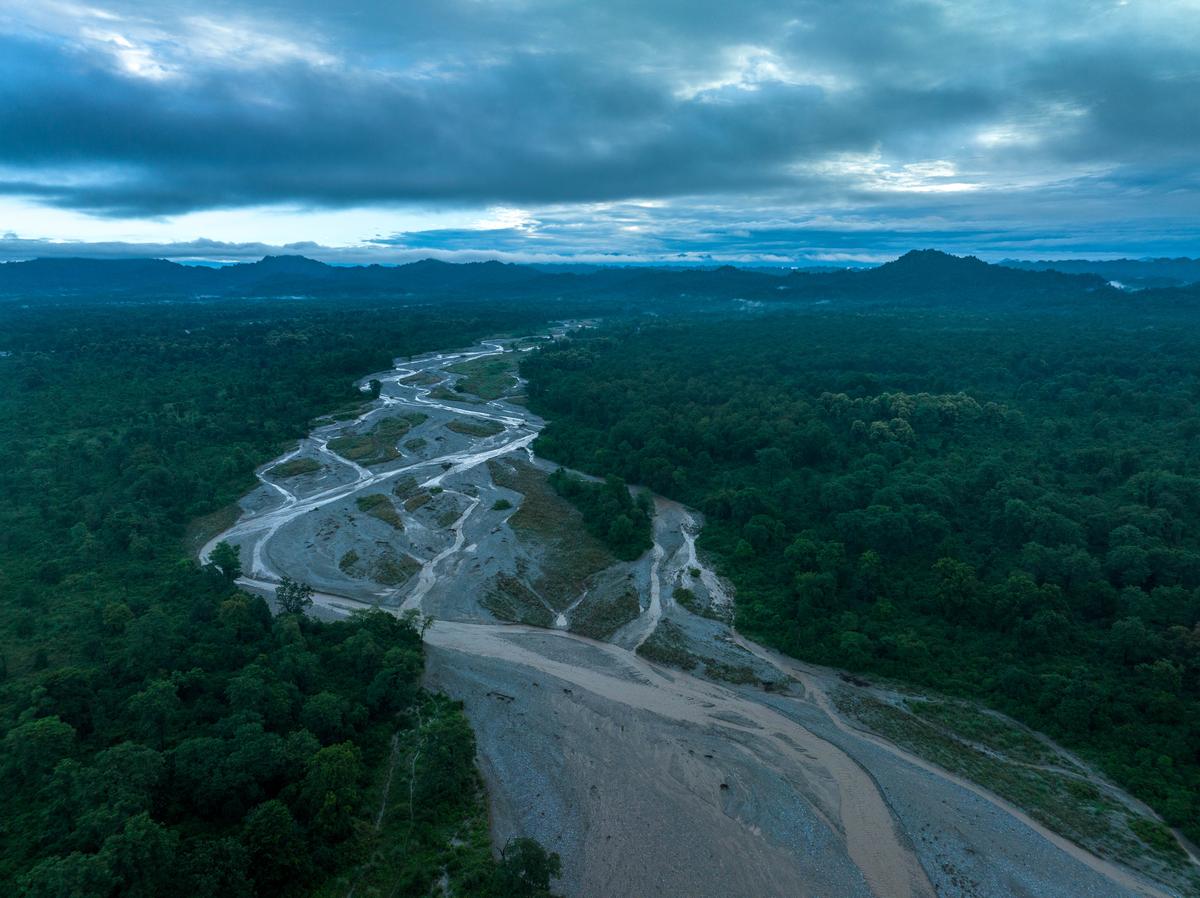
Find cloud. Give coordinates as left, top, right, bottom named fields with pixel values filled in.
left=6, top=184, right=1197, bottom=266
left=0, top=0, right=1196, bottom=258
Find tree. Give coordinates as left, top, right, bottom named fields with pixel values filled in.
left=412, top=705, right=477, bottom=812
left=931, top=557, right=980, bottom=621
left=209, top=541, right=242, bottom=582
left=226, top=666, right=294, bottom=728
left=4, top=716, right=76, bottom=780
left=19, top=852, right=115, bottom=898
left=0, top=299, right=563, bottom=889
left=490, top=837, right=562, bottom=898
left=168, top=836, right=253, bottom=898
left=102, top=601, right=134, bottom=634
left=301, top=691, right=352, bottom=744
left=400, top=607, right=435, bottom=636
left=275, top=577, right=314, bottom=615
left=127, top=679, right=180, bottom=748
left=298, top=743, right=362, bottom=839
left=99, top=812, right=178, bottom=898
left=242, top=800, right=310, bottom=893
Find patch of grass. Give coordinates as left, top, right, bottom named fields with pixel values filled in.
left=568, top=588, right=640, bottom=640
left=338, top=543, right=419, bottom=586
left=404, top=492, right=433, bottom=512
left=182, top=503, right=241, bottom=558
left=908, top=699, right=1060, bottom=767
left=481, top=574, right=554, bottom=627
left=329, top=415, right=424, bottom=466
left=703, top=660, right=760, bottom=684
left=399, top=370, right=442, bottom=385
left=487, top=458, right=617, bottom=609
left=446, top=418, right=504, bottom=438
left=328, top=432, right=396, bottom=464
left=386, top=412, right=428, bottom=433
left=1129, top=816, right=1185, bottom=857
left=835, top=691, right=1190, bottom=880
left=403, top=437, right=426, bottom=452
left=269, top=457, right=322, bottom=478
left=489, top=458, right=577, bottom=535
left=370, top=552, right=421, bottom=586
left=673, top=586, right=699, bottom=611
left=437, top=506, right=462, bottom=528
left=636, top=620, right=698, bottom=669
left=447, top=355, right=518, bottom=400
left=356, top=493, right=404, bottom=530
left=327, top=399, right=373, bottom=421
left=430, top=385, right=480, bottom=404
left=338, top=549, right=360, bottom=573
left=392, top=476, right=419, bottom=499
left=492, top=498, right=513, bottom=511
left=672, top=585, right=724, bottom=621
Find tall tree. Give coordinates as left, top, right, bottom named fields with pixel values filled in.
left=209, top=541, right=242, bottom=582
left=275, top=578, right=314, bottom=615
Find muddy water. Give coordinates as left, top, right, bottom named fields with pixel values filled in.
left=426, top=620, right=933, bottom=898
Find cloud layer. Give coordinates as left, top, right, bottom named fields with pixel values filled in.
left=1, top=0, right=1197, bottom=260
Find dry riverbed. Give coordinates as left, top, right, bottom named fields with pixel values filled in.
left=202, top=331, right=1197, bottom=898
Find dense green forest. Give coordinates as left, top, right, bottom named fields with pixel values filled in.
left=523, top=307, right=1200, bottom=844
left=547, top=469, right=653, bottom=561
left=0, top=298, right=559, bottom=896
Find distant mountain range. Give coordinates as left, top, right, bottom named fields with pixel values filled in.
left=0, top=254, right=553, bottom=298
left=1001, top=257, right=1200, bottom=288
left=1, top=249, right=1196, bottom=307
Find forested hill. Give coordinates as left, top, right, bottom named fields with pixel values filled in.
left=1003, top=257, right=1200, bottom=289
left=0, top=249, right=1159, bottom=307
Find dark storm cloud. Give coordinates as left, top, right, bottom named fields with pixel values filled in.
left=0, top=27, right=978, bottom=215
left=0, top=0, right=1197, bottom=257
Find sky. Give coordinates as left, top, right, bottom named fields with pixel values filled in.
left=1, top=0, right=1198, bottom=265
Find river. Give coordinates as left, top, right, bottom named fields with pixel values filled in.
left=202, top=332, right=1179, bottom=898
